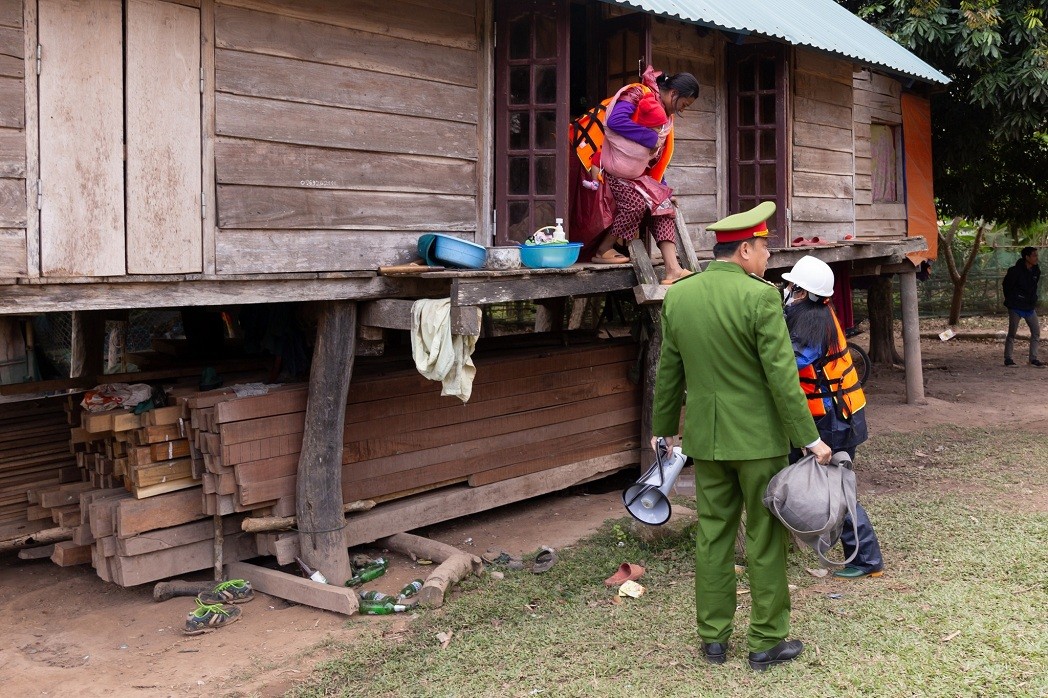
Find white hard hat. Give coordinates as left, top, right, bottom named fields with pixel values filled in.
left=782, top=255, right=835, bottom=298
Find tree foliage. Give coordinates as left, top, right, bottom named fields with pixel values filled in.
left=839, top=1, right=1048, bottom=228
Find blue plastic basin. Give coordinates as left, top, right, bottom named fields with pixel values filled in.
left=518, top=242, right=583, bottom=269
left=429, top=234, right=487, bottom=269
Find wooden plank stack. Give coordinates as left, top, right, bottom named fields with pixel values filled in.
left=71, top=404, right=201, bottom=499
left=183, top=339, right=641, bottom=515
left=0, top=396, right=82, bottom=543
left=3, top=339, right=641, bottom=588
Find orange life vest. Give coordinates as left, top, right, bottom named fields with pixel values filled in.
left=569, top=83, right=675, bottom=182
left=798, top=311, right=867, bottom=419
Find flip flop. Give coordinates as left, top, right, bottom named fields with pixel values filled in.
left=591, top=249, right=630, bottom=264
left=604, top=562, right=646, bottom=586
left=531, top=546, right=557, bottom=574
left=660, top=270, right=694, bottom=285
left=791, top=236, right=809, bottom=247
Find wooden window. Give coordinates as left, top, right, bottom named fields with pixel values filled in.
left=870, top=123, right=903, bottom=204
left=728, top=43, right=786, bottom=246
left=125, top=0, right=202, bottom=274
left=37, top=0, right=202, bottom=278
left=494, top=0, right=569, bottom=245
left=38, top=0, right=125, bottom=277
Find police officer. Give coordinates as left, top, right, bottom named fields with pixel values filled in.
left=652, top=202, right=830, bottom=671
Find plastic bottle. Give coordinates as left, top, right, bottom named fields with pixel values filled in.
left=552, top=218, right=567, bottom=242
left=358, top=598, right=411, bottom=615
left=397, top=579, right=425, bottom=600
left=345, top=557, right=389, bottom=587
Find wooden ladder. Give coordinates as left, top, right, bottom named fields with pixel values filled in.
left=628, top=209, right=701, bottom=465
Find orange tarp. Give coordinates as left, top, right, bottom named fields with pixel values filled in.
left=902, top=93, right=937, bottom=262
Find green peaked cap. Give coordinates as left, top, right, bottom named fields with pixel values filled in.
left=706, top=201, right=776, bottom=232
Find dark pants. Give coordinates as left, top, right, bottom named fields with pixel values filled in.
left=1004, top=310, right=1040, bottom=363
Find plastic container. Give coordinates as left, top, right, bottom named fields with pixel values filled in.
left=519, top=242, right=583, bottom=269
left=430, top=233, right=487, bottom=269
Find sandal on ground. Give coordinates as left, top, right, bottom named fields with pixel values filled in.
left=482, top=549, right=524, bottom=570
left=604, top=562, right=646, bottom=586
left=196, top=579, right=254, bottom=605
left=531, top=546, right=558, bottom=574
left=183, top=599, right=242, bottom=635
left=591, top=249, right=630, bottom=264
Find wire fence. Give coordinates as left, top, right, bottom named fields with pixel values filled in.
left=918, top=246, right=1027, bottom=318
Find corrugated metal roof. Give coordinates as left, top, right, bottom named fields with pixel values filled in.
left=607, top=0, right=951, bottom=84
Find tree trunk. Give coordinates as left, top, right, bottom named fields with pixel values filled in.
left=867, top=276, right=902, bottom=364
left=295, top=301, right=357, bottom=586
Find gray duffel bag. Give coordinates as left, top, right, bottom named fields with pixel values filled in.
left=763, top=451, right=859, bottom=567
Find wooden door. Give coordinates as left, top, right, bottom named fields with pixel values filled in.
left=601, top=12, right=649, bottom=97
left=494, top=0, right=569, bottom=245
left=728, top=43, right=787, bottom=246
left=125, top=0, right=201, bottom=274
left=38, top=0, right=125, bottom=277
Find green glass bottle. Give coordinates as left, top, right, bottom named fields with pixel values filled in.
left=397, top=579, right=424, bottom=600
left=357, top=599, right=410, bottom=615
left=346, top=558, right=389, bottom=587
left=358, top=590, right=393, bottom=603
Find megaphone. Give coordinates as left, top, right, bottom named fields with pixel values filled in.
left=623, top=438, right=688, bottom=525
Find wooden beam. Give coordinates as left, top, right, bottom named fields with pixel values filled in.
left=296, top=300, right=356, bottom=586
left=628, top=239, right=661, bottom=468
left=451, top=268, right=636, bottom=305
left=359, top=298, right=481, bottom=335
left=343, top=450, right=638, bottom=547
left=226, top=561, right=359, bottom=615
left=899, top=270, right=925, bottom=405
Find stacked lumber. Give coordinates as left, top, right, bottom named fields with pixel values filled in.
left=0, top=396, right=83, bottom=544
left=71, top=404, right=201, bottom=499
left=183, top=340, right=641, bottom=514
left=84, top=486, right=255, bottom=586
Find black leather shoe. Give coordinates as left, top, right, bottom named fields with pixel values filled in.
left=702, top=642, right=727, bottom=665
left=748, top=639, right=804, bottom=671
left=1005, top=359, right=1016, bottom=366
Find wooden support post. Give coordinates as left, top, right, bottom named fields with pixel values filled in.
left=212, top=513, right=224, bottom=581
left=629, top=239, right=662, bottom=467
left=899, top=270, right=926, bottom=405
left=295, top=301, right=356, bottom=586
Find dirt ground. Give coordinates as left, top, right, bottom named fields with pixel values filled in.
left=1, top=327, right=1045, bottom=697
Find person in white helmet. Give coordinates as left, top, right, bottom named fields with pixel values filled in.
left=781, top=255, right=884, bottom=579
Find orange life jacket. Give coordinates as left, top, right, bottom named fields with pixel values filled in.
left=569, top=83, right=675, bottom=182
left=798, top=312, right=866, bottom=419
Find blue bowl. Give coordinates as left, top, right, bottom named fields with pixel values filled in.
left=430, top=234, right=487, bottom=269
left=518, top=242, right=583, bottom=269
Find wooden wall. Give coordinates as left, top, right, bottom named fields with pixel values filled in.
left=791, top=50, right=855, bottom=242
left=212, top=0, right=481, bottom=274
left=0, top=0, right=25, bottom=277
left=652, top=19, right=720, bottom=250
left=853, top=68, right=905, bottom=238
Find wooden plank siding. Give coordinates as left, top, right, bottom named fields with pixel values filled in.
left=652, top=19, right=720, bottom=251
left=0, top=0, right=24, bottom=277
left=212, top=0, right=481, bottom=274
left=852, top=69, right=906, bottom=239
left=791, top=50, right=855, bottom=241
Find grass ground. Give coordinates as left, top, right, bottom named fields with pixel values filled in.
left=289, top=425, right=1048, bottom=698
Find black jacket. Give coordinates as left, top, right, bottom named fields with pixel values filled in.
left=1003, top=259, right=1041, bottom=311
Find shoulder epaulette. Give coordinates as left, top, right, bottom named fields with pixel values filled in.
left=748, top=273, right=777, bottom=287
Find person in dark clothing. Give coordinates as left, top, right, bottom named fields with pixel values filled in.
left=1002, top=247, right=1042, bottom=368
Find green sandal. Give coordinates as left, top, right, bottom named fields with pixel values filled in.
left=183, top=599, right=242, bottom=635
left=196, top=578, right=254, bottom=605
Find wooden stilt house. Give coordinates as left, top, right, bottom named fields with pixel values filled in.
left=0, top=0, right=947, bottom=585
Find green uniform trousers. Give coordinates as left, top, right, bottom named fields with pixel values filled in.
left=693, top=455, right=791, bottom=653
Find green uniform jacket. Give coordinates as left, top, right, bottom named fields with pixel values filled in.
left=652, top=260, right=819, bottom=460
